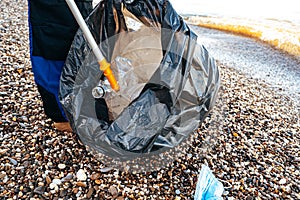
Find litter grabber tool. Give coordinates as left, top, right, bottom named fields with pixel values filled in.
left=65, top=0, right=120, bottom=91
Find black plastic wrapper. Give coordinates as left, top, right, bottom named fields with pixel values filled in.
left=59, top=0, right=220, bottom=161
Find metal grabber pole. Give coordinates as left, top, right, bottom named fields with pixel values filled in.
left=65, top=0, right=120, bottom=91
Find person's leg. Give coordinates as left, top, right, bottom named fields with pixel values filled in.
left=30, top=57, right=72, bottom=132
left=28, top=0, right=93, bottom=131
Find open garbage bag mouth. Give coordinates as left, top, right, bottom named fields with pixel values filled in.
left=59, top=0, right=220, bottom=171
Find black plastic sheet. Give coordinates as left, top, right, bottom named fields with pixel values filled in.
left=59, top=0, right=220, bottom=161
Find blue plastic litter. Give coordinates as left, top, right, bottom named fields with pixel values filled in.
left=194, top=165, right=224, bottom=200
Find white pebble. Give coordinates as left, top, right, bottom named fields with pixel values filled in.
left=52, top=178, right=62, bottom=185
left=279, top=178, right=287, bottom=185
left=45, top=170, right=51, bottom=175
left=49, top=183, right=57, bottom=189
left=58, top=163, right=66, bottom=169
left=100, top=167, right=113, bottom=173
left=76, top=191, right=82, bottom=197
left=76, top=169, right=87, bottom=181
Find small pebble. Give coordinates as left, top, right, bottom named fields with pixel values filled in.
left=49, top=183, right=57, bottom=190
left=76, top=181, right=87, bottom=187
left=46, top=176, right=51, bottom=184
left=76, top=169, right=87, bottom=181
left=86, top=188, right=94, bottom=198
left=33, top=186, right=45, bottom=195
left=58, top=164, right=66, bottom=169
left=60, top=189, right=68, bottom=197
left=0, top=172, right=6, bottom=179
left=279, top=178, right=287, bottom=185
left=8, top=157, right=18, bottom=165
left=62, top=173, right=73, bottom=182
left=90, top=172, right=101, bottom=180
left=76, top=191, right=82, bottom=198
left=0, top=149, right=9, bottom=155
left=109, top=185, right=118, bottom=197
left=100, top=167, right=113, bottom=173
left=52, top=179, right=62, bottom=185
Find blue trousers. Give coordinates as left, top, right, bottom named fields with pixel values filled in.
left=28, top=0, right=92, bottom=122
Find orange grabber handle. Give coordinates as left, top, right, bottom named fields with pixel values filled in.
left=99, top=59, right=120, bottom=92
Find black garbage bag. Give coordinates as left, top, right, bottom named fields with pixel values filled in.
left=59, top=0, right=220, bottom=161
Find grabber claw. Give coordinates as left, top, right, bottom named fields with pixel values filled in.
left=99, top=59, right=120, bottom=91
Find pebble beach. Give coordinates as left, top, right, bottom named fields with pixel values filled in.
left=1, top=0, right=299, bottom=199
